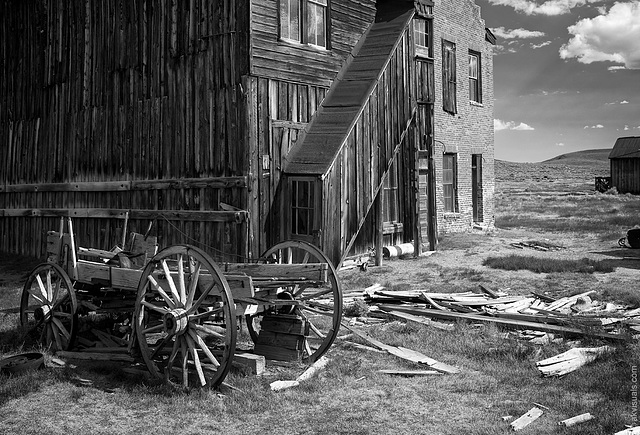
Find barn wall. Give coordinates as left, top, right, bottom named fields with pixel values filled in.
left=0, top=0, right=250, bottom=260
left=611, top=159, right=640, bottom=194
left=250, top=0, right=376, bottom=87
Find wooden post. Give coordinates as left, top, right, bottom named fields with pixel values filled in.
left=374, top=192, right=383, bottom=266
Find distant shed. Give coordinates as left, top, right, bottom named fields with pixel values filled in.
left=609, top=136, right=640, bottom=194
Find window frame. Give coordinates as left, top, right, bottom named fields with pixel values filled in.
left=442, top=153, right=458, bottom=213
left=469, top=50, right=482, bottom=104
left=414, top=17, right=433, bottom=58
left=383, top=158, right=400, bottom=225
left=290, top=178, right=317, bottom=237
left=442, top=39, right=457, bottom=114
left=279, top=0, right=329, bottom=49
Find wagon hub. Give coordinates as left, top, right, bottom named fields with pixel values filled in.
left=163, top=309, right=189, bottom=336
left=34, top=305, right=52, bottom=323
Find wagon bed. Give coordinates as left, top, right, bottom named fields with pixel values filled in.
left=20, top=217, right=342, bottom=388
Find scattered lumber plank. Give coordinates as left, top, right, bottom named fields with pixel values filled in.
left=558, top=413, right=593, bottom=427
left=536, top=346, right=614, bottom=377
left=479, top=284, right=500, bottom=299
left=385, top=310, right=455, bottom=331
left=344, top=341, right=387, bottom=354
left=378, top=369, right=441, bottom=376
left=614, top=427, right=640, bottom=435
left=376, top=305, right=629, bottom=342
left=232, top=353, right=266, bottom=375
left=510, top=407, right=543, bottom=431
left=270, top=356, right=330, bottom=391
left=343, top=325, right=460, bottom=374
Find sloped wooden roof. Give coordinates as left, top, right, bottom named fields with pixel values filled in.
left=284, top=4, right=415, bottom=176
left=609, top=136, right=640, bottom=159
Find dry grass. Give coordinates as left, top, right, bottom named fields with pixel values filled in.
left=1, top=160, right=639, bottom=434
left=483, top=255, right=615, bottom=273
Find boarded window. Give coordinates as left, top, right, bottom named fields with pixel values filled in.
left=291, top=179, right=315, bottom=236
left=469, top=51, right=482, bottom=103
left=280, top=0, right=328, bottom=49
left=442, top=40, right=457, bottom=114
left=414, top=18, right=433, bottom=58
left=443, top=153, right=457, bottom=212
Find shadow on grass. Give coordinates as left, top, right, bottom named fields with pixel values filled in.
left=483, top=255, right=616, bottom=274
left=591, top=248, right=640, bottom=271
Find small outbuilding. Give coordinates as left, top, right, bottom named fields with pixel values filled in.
left=609, top=136, right=640, bottom=194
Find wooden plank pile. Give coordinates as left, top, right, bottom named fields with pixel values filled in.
left=354, top=284, right=635, bottom=342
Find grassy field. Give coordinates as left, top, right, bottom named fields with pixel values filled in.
left=1, top=156, right=639, bottom=435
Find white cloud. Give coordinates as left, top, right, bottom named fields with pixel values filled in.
left=608, top=65, right=627, bottom=72
left=491, top=27, right=546, bottom=39
left=486, top=0, right=602, bottom=16
left=495, top=119, right=536, bottom=131
left=583, top=124, right=605, bottom=129
left=625, top=125, right=630, bottom=131
left=531, top=41, right=553, bottom=49
left=560, top=2, right=640, bottom=69
left=556, top=142, right=566, bottom=147
left=621, top=100, right=630, bottom=104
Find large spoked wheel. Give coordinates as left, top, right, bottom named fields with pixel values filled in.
left=246, top=240, right=343, bottom=363
left=134, top=245, right=236, bottom=389
left=20, top=263, right=78, bottom=351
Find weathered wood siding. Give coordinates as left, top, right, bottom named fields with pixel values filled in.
left=321, top=28, right=418, bottom=265
left=250, top=0, right=376, bottom=86
left=0, top=0, right=250, bottom=260
left=244, top=76, right=327, bottom=257
left=611, top=159, right=640, bottom=194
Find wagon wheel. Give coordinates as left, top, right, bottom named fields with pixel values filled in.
left=20, top=263, right=78, bottom=351
left=246, top=240, right=343, bottom=363
left=134, top=245, right=236, bottom=389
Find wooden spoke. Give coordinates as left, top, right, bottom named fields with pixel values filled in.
left=180, top=340, right=189, bottom=387
left=186, top=334, right=207, bottom=386
left=165, top=339, right=180, bottom=379
left=46, top=270, right=53, bottom=302
left=301, top=304, right=334, bottom=316
left=150, top=335, right=171, bottom=360
left=27, top=287, right=45, bottom=305
left=35, top=274, right=49, bottom=304
left=192, top=323, right=226, bottom=341
left=147, top=275, right=176, bottom=309
left=51, top=317, right=71, bottom=342
left=161, top=259, right=182, bottom=306
left=187, top=307, right=224, bottom=322
left=185, top=261, right=201, bottom=309
left=140, top=300, right=170, bottom=315
left=307, top=320, right=327, bottom=340
left=51, top=322, right=66, bottom=350
left=185, top=284, right=215, bottom=315
left=188, top=329, right=220, bottom=368
left=53, top=311, right=72, bottom=318
left=141, top=324, right=165, bottom=335
left=177, top=254, right=186, bottom=302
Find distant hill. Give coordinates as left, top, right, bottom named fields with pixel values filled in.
left=542, top=148, right=612, bottom=165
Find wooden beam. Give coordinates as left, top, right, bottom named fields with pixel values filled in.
left=0, top=177, right=248, bottom=193
left=1, top=208, right=248, bottom=222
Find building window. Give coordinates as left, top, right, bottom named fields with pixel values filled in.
left=414, top=18, right=433, bottom=58
left=469, top=51, right=482, bottom=103
left=383, top=159, right=400, bottom=224
left=291, top=179, right=315, bottom=236
left=280, top=0, right=328, bottom=49
left=443, top=153, right=457, bottom=212
left=442, top=40, right=457, bottom=114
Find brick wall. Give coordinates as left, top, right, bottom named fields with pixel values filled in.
left=431, top=0, right=495, bottom=234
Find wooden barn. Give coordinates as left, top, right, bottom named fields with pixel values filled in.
left=609, top=136, right=640, bottom=194
left=0, top=0, right=495, bottom=267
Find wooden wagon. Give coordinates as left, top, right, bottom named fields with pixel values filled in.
left=19, top=217, right=342, bottom=388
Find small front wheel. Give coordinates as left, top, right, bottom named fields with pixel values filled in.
left=20, top=263, right=78, bottom=351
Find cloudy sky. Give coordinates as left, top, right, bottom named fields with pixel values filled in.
left=475, top=0, right=640, bottom=162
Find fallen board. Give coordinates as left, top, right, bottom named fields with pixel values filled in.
left=377, top=305, right=629, bottom=341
